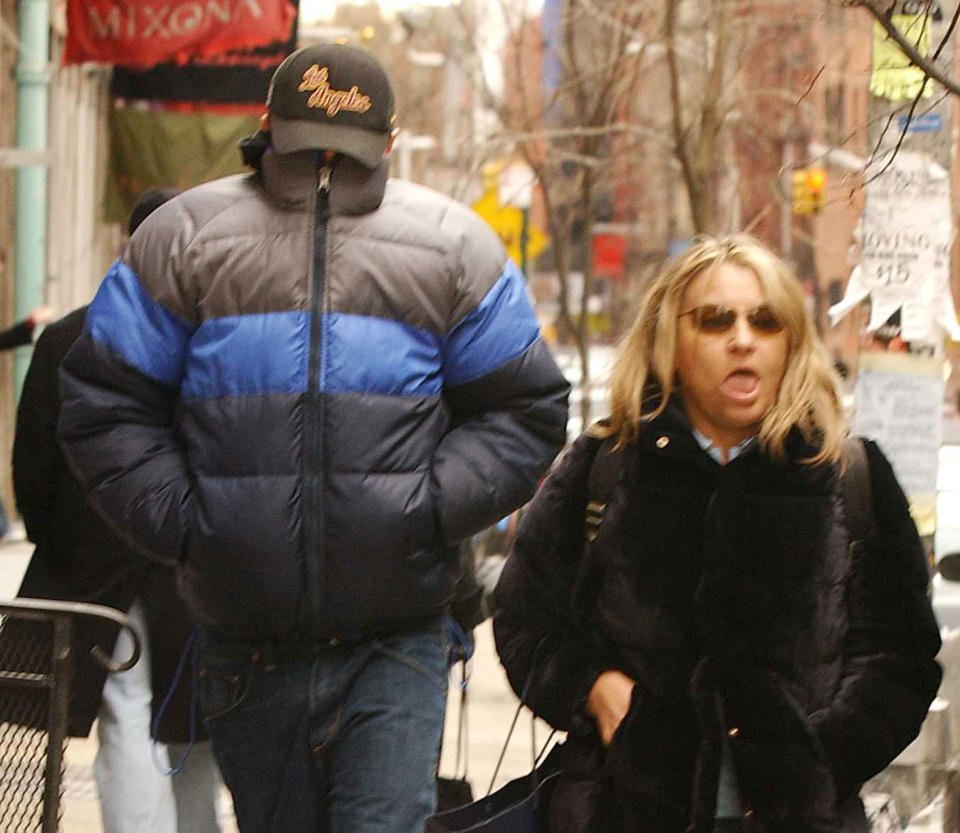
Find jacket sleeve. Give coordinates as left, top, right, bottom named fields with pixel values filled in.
left=434, top=257, right=569, bottom=545
left=13, top=320, right=66, bottom=544
left=0, top=319, right=35, bottom=351
left=57, top=246, right=196, bottom=565
left=493, top=434, right=617, bottom=733
left=809, top=439, right=942, bottom=798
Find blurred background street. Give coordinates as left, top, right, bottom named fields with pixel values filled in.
left=2, top=0, right=960, bottom=828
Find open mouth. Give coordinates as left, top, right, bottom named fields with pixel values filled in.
left=721, top=369, right=759, bottom=400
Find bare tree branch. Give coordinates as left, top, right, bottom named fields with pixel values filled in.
left=864, top=89, right=927, bottom=183
left=862, top=86, right=952, bottom=185
left=666, top=0, right=703, bottom=230
left=844, top=0, right=960, bottom=95
left=796, top=66, right=826, bottom=107
left=854, top=0, right=955, bottom=179
left=576, top=0, right=646, bottom=41
left=742, top=200, right=775, bottom=236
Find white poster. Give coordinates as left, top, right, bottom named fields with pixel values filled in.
left=853, top=352, right=943, bottom=533
left=829, top=151, right=959, bottom=342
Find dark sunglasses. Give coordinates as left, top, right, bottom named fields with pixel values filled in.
left=678, top=304, right=784, bottom=335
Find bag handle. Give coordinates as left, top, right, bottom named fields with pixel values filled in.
left=453, top=658, right=469, bottom=781
left=486, top=639, right=557, bottom=796
left=486, top=699, right=557, bottom=796
left=486, top=437, right=619, bottom=796
left=437, top=618, right=473, bottom=782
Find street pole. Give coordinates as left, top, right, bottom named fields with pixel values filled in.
left=520, top=207, right=529, bottom=279
left=862, top=0, right=954, bottom=357
left=854, top=0, right=956, bottom=536
left=780, top=140, right=794, bottom=262
left=14, top=0, right=50, bottom=396
left=500, top=161, right=534, bottom=278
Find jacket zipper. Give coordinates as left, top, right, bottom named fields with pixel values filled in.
left=304, top=161, right=332, bottom=639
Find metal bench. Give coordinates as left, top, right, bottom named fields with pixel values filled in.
left=0, top=600, right=140, bottom=832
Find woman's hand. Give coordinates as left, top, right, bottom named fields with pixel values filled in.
left=587, top=670, right=635, bottom=746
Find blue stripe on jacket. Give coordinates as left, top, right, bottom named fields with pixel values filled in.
left=325, top=313, right=442, bottom=396
left=88, top=258, right=541, bottom=400
left=180, top=312, right=440, bottom=399
left=442, top=260, right=540, bottom=387
left=86, top=260, right=193, bottom=387
left=181, top=312, right=310, bottom=399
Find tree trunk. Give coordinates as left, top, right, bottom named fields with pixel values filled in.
left=666, top=0, right=729, bottom=234
left=578, top=166, right=595, bottom=427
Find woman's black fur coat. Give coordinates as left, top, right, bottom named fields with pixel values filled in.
left=493, top=406, right=941, bottom=833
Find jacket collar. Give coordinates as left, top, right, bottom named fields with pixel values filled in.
left=634, top=399, right=782, bottom=481
left=259, top=148, right=390, bottom=215
left=637, top=397, right=822, bottom=465
left=640, top=399, right=716, bottom=461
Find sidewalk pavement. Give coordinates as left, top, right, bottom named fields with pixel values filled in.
left=0, top=539, right=545, bottom=832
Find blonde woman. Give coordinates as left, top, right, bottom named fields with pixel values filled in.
left=493, top=235, right=940, bottom=833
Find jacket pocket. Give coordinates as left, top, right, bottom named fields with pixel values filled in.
left=728, top=672, right=840, bottom=831
left=371, top=622, right=450, bottom=689
left=601, top=685, right=697, bottom=810
left=775, top=675, right=832, bottom=766
left=198, top=667, right=251, bottom=722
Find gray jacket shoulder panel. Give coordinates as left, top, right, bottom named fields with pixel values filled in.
left=326, top=178, right=507, bottom=335
left=126, top=174, right=311, bottom=321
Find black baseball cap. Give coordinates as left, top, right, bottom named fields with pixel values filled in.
left=266, top=42, right=396, bottom=168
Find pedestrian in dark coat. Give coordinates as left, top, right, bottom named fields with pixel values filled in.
left=0, top=304, right=55, bottom=351
left=13, top=305, right=193, bottom=741
left=494, top=234, right=941, bottom=833
left=0, top=302, right=56, bottom=537
left=12, top=188, right=224, bottom=833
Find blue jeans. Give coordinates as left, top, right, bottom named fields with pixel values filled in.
left=0, top=496, right=9, bottom=538
left=198, top=619, right=449, bottom=833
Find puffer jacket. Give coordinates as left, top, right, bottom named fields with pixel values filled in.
left=58, top=148, right=569, bottom=643
left=494, top=405, right=941, bottom=833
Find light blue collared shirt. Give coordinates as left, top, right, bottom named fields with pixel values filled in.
left=691, top=428, right=755, bottom=465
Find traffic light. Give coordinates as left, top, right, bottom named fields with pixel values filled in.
left=791, top=167, right=828, bottom=215
left=805, top=167, right=826, bottom=214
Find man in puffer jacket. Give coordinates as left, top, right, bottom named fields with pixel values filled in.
left=58, top=41, right=569, bottom=833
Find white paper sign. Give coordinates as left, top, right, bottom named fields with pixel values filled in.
left=829, top=151, right=959, bottom=341
left=853, top=353, right=943, bottom=498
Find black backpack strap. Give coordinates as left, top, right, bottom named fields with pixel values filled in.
left=571, top=431, right=623, bottom=617
left=585, top=436, right=622, bottom=542
left=840, top=437, right=873, bottom=559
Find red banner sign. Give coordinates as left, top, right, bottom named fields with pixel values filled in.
left=64, top=0, right=296, bottom=68
left=593, top=232, right=626, bottom=279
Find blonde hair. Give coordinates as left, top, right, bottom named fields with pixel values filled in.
left=597, top=234, right=845, bottom=465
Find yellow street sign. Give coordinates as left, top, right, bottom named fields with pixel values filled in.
left=472, top=187, right=548, bottom=266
